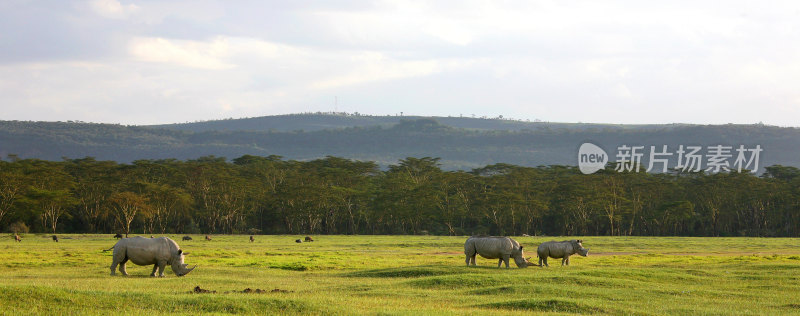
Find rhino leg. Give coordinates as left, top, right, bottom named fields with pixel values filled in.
left=501, top=255, right=511, bottom=268
left=110, top=261, right=118, bottom=276
left=110, top=247, right=127, bottom=276
left=540, top=256, right=549, bottom=267
left=150, top=264, right=158, bottom=277
left=119, top=258, right=129, bottom=276
left=562, top=256, right=569, bottom=266
left=156, top=260, right=167, bottom=277
left=465, top=250, right=476, bottom=266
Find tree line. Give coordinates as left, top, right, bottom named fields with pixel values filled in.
left=1, top=155, right=799, bottom=237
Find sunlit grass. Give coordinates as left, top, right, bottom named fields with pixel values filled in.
left=1, top=234, right=799, bottom=315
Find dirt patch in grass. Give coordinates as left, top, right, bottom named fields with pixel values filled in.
left=193, top=286, right=216, bottom=293
left=191, top=286, right=295, bottom=294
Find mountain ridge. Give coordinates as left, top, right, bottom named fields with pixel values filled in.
left=1, top=114, right=798, bottom=170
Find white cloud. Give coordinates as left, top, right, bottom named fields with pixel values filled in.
left=129, top=37, right=234, bottom=70
left=90, top=0, right=139, bottom=19
left=309, top=52, right=468, bottom=90
left=2, top=1, right=800, bottom=126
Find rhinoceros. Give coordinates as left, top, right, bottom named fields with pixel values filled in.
left=106, top=236, right=196, bottom=277
left=537, top=239, right=589, bottom=267
left=464, top=236, right=533, bottom=268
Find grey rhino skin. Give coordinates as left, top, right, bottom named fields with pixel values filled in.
left=108, top=236, right=196, bottom=277
left=537, top=239, right=589, bottom=267
left=464, top=236, right=532, bottom=268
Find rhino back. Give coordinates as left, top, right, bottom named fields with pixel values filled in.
left=116, top=237, right=175, bottom=265
left=468, top=237, right=514, bottom=259
left=537, top=241, right=575, bottom=258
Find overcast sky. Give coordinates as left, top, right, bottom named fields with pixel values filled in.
left=1, top=1, right=799, bottom=126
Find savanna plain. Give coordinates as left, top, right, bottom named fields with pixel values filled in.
left=1, top=235, right=800, bottom=315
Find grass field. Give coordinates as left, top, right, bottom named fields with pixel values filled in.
left=1, top=234, right=800, bottom=315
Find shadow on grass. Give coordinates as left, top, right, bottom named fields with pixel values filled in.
left=344, top=265, right=465, bottom=278
left=479, top=298, right=606, bottom=314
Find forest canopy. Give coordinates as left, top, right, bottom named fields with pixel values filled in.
left=1, top=155, right=798, bottom=237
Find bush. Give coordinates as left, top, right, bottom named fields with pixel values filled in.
left=7, top=221, right=29, bottom=234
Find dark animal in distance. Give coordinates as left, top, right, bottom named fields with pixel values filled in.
left=205, top=235, right=212, bottom=241
left=114, top=233, right=123, bottom=239
left=249, top=235, right=254, bottom=243
left=295, top=239, right=302, bottom=243
left=14, top=234, right=21, bottom=242
left=537, top=240, right=589, bottom=267
left=182, top=236, right=192, bottom=241
left=304, top=236, right=314, bottom=242
left=52, top=235, right=59, bottom=242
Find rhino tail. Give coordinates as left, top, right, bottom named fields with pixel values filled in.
left=102, top=246, right=115, bottom=252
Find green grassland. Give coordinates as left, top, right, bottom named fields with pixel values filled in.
left=1, top=235, right=800, bottom=315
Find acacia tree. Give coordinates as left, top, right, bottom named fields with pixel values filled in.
left=139, top=183, right=192, bottom=234
left=378, top=157, right=442, bottom=234
left=596, top=173, right=629, bottom=236
left=66, top=158, right=117, bottom=233
left=0, top=162, right=23, bottom=227
left=26, top=188, right=76, bottom=234
left=233, top=155, right=288, bottom=233
left=110, top=191, right=149, bottom=237
left=435, top=171, right=473, bottom=235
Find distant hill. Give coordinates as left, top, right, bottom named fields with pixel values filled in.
left=151, top=113, right=661, bottom=133
left=1, top=114, right=799, bottom=170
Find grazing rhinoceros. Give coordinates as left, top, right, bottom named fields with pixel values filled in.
left=537, top=239, right=589, bottom=267
left=52, top=235, right=59, bottom=242
left=106, top=236, right=196, bottom=277
left=182, top=236, right=192, bottom=241
left=249, top=235, right=254, bottom=242
left=464, top=236, right=533, bottom=268
left=14, top=234, right=21, bottom=242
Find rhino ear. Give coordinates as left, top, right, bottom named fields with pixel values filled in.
left=182, top=252, right=190, bottom=256
left=178, top=249, right=182, bottom=255
left=519, top=246, right=523, bottom=250
left=577, top=240, right=582, bottom=243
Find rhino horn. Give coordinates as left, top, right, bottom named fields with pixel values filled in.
left=177, top=264, right=196, bottom=276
